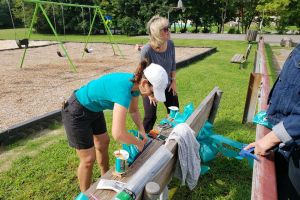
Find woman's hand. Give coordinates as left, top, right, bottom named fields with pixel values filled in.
left=168, top=80, right=177, bottom=96
left=148, top=95, right=158, bottom=106
left=244, top=131, right=281, bottom=156
left=136, top=139, right=145, bottom=152
left=138, top=131, right=148, bottom=144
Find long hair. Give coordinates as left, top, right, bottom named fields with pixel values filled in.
left=131, top=59, right=149, bottom=83
left=147, top=15, right=169, bottom=50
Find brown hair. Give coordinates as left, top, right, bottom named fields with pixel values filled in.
left=131, top=59, right=149, bottom=83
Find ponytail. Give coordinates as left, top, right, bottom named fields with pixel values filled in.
left=131, top=59, right=149, bottom=83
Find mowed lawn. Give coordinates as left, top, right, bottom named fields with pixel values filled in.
left=0, top=31, right=266, bottom=199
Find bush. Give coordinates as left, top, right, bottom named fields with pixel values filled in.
left=191, top=28, right=200, bottom=33
left=180, top=28, right=187, bottom=33
left=228, top=27, right=236, bottom=34
left=118, top=17, right=144, bottom=36
left=236, top=29, right=241, bottom=34
left=202, top=27, right=210, bottom=33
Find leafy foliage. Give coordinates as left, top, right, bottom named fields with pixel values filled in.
left=5, top=0, right=300, bottom=35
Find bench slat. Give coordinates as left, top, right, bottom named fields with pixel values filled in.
left=231, top=54, right=245, bottom=63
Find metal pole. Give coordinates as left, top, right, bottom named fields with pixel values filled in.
left=24, top=0, right=99, bottom=9
left=97, top=8, right=124, bottom=58
left=39, top=3, right=77, bottom=72
left=97, top=8, right=116, bottom=55
left=19, top=3, right=38, bottom=68
left=82, top=8, right=97, bottom=58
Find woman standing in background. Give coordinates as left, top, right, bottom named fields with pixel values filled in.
left=140, top=15, right=179, bottom=132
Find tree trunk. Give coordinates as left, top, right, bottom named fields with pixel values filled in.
left=217, top=22, right=221, bottom=33
left=184, top=19, right=187, bottom=32
left=174, top=22, right=176, bottom=32
left=220, top=0, right=228, bottom=33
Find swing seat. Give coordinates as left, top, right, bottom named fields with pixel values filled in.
left=57, top=51, right=66, bottom=57
left=16, top=38, right=29, bottom=49
left=84, top=47, right=93, bottom=53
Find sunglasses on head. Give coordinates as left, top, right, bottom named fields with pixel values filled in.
left=161, top=26, right=170, bottom=33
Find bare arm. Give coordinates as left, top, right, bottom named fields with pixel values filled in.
left=129, top=96, right=148, bottom=141
left=112, top=103, right=144, bottom=151
left=168, top=71, right=177, bottom=95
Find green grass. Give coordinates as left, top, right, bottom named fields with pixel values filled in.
left=0, top=32, right=259, bottom=199
left=0, top=28, right=148, bottom=44
left=265, top=43, right=278, bottom=83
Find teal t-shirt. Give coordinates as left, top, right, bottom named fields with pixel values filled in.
left=75, top=73, right=140, bottom=112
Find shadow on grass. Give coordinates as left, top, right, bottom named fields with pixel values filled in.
left=169, top=156, right=252, bottom=200
left=213, top=118, right=254, bottom=134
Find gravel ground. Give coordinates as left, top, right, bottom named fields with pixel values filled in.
left=0, top=40, right=57, bottom=50
left=0, top=41, right=210, bottom=131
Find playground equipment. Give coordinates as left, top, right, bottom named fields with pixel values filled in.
left=51, top=4, right=65, bottom=57
left=5, top=0, right=29, bottom=48
left=83, top=8, right=94, bottom=54
left=16, top=0, right=124, bottom=71
left=80, top=6, right=124, bottom=58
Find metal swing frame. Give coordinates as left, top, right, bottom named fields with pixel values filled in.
left=5, top=0, right=29, bottom=49
left=20, top=0, right=124, bottom=72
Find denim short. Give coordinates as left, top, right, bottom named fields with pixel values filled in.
left=61, top=93, right=107, bottom=149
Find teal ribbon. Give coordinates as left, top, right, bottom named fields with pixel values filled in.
left=159, top=102, right=194, bottom=127
left=197, top=121, right=254, bottom=175
left=253, top=110, right=273, bottom=129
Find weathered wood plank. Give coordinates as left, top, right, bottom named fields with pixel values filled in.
left=231, top=54, right=244, bottom=63
left=144, top=87, right=222, bottom=194
left=242, top=72, right=262, bottom=124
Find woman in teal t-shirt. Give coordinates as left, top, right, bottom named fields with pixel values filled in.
left=61, top=60, right=168, bottom=192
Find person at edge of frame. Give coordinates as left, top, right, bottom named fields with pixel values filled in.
left=245, top=43, right=300, bottom=199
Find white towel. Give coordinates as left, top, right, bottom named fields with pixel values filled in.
left=166, top=123, right=201, bottom=190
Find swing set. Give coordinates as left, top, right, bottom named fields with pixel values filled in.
left=5, top=0, right=29, bottom=48
left=8, top=0, right=123, bottom=72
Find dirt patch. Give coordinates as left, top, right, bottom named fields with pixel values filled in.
left=270, top=46, right=292, bottom=75
left=0, top=41, right=211, bottom=131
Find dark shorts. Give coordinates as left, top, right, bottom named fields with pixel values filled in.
left=61, top=94, right=107, bottom=149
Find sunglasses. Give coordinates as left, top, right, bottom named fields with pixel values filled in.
left=161, top=26, right=170, bottom=33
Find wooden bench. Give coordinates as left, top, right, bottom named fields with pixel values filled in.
left=231, top=44, right=252, bottom=69
left=84, top=87, right=222, bottom=199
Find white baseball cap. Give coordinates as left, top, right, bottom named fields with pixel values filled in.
left=143, top=63, right=168, bottom=102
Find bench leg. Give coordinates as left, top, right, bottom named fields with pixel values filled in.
left=239, top=63, right=243, bottom=69
left=159, top=186, right=169, bottom=200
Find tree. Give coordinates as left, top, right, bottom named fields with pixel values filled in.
left=285, top=0, right=300, bottom=31
left=1, top=0, right=23, bottom=29
left=256, top=0, right=290, bottom=33
left=111, top=0, right=169, bottom=36
left=234, top=0, right=259, bottom=34
left=0, top=0, right=12, bottom=28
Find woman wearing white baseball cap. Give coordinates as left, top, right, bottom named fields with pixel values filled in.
left=61, top=60, right=168, bottom=192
